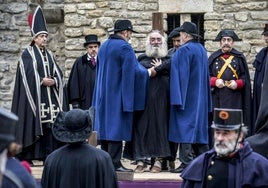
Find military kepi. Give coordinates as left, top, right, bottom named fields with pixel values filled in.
left=212, top=108, right=243, bottom=130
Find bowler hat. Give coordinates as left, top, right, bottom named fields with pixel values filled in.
left=211, top=108, right=243, bottom=130
left=214, top=29, right=242, bottom=41
left=262, top=23, right=268, bottom=35
left=52, top=108, right=94, bottom=143
left=110, top=19, right=138, bottom=33
left=168, top=27, right=182, bottom=39
left=0, top=107, right=18, bottom=152
left=179, top=22, right=201, bottom=38
left=83, top=34, right=101, bottom=47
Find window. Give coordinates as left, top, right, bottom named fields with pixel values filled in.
left=167, top=13, right=205, bottom=48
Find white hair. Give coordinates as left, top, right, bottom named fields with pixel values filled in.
left=145, top=30, right=168, bottom=58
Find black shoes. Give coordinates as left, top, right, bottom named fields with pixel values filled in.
left=170, top=163, right=187, bottom=173
left=116, top=165, right=134, bottom=172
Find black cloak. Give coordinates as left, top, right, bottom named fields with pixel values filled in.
left=11, top=45, right=68, bottom=160
left=252, top=46, right=268, bottom=128
left=247, top=48, right=268, bottom=159
left=41, top=143, right=118, bottom=188
left=208, top=48, right=252, bottom=135
left=67, top=54, right=96, bottom=109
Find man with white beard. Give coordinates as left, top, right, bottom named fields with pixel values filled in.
left=123, top=30, right=172, bottom=173
left=180, top=108, right=268, bottom=188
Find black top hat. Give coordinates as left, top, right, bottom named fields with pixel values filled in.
left=0, top=107, right=18, bottom=152
left=179, top=22, right=201, bottom=38
left=110, top=19, right=138, bottom=33
left=214, top=29, right=242, bottom=41
left=52, top=108, right=94, bottom=143
left=83, top=34, right=101, bottom=47
left=262, top=23, right=268, bottom=35
left=168, top=27, right=182, bottom=39
left=211, top=108, right=243, bottom=130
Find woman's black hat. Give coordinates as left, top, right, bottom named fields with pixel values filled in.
left=52, top=108, right=94, bottom=143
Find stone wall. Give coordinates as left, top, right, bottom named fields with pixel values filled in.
left=0, top=0, right=267, bottom=109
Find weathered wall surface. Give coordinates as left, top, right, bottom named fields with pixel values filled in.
left=0, top=0, right=267, bottom=109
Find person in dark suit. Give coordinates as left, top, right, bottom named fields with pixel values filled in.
left=67, top=34, right=100, bottom=110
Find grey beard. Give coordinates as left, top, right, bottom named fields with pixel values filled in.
left=145, top=46, right=167, bottom=58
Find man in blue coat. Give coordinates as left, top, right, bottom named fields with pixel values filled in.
left=169, top=22, right=212, bottom=173
left=181, top=108, right=268, bottom=188
left=92, top=19, right=154, bottom=172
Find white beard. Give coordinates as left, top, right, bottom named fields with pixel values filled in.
left=145, top=43, right=168, bottom=58
left=214, top=138, right=239, bottom=156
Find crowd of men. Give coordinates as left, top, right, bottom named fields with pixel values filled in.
left=1, top=4, right=268, bottom=188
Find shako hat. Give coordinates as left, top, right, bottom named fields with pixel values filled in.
left=0, top=107, right=18, bottom=152
left=178, top=22, right=201, bottom=38
left=211, top=108, right=243, bottom=130
left=168, top=27, right=182, bottom=39
left=52, top=108, right=94, bottom=143
left=83, top=34, right=101, bottom=47
left=214, top=29, right=242, bottom=41
left=262, top=23, right=268, bottom=35
left=110, top=19, right=138, bottom=33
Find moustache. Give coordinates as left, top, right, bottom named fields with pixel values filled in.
left=223, top=45, right=231, bottom=48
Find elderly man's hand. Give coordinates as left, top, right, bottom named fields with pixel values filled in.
left=151, top=58, right=162, bottom=67
left=42, top=77, right=55, bottom=86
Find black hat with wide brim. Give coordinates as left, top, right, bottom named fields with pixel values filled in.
left=52, top=108, right=94, bottom=143
left=178, top=22, right=202, bottom=38
left=109, top=19, right=138, bottom=33
left=0, top=107, right=18, bottom=152
left=83, top=34, right=101, bottom=47
left=211, top=108, right=243, bottom=130
left=214, top=29, right=242, bottom=41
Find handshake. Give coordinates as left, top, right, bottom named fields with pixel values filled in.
left=215, top=79, right=237, bottom=90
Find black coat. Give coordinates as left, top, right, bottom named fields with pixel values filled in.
left=67, top=54, right=96, bottom=109
left=209, top=48, right=252, bottom=135
left=123, top=54, right=171, bottom=160
left=247, top=47, right=268, bottom=159
left=41, top=143, right=118, bottom=188
left=252, top=46, right=268, bottom=128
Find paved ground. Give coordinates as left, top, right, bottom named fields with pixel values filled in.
left=32, top=158, right=183, bottom=182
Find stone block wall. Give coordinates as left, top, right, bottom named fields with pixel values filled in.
left=0, top=0, right=267, bottom=109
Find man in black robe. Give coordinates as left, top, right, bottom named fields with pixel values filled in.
left=67, top=34, right=100, bottom=109
left=252, top=23, right=268, bottom=128
left=123, top=30, right=171, bottom=173
left=11, top=5, right=68, bottom=163
left=209, top=29, right=252, bottom=135
left=41, top=108, right=118, bottom=188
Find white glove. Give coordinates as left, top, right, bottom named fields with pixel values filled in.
left=215, top=79, right=225, bottom=88
left=226, top=80, right=237, bottom=90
